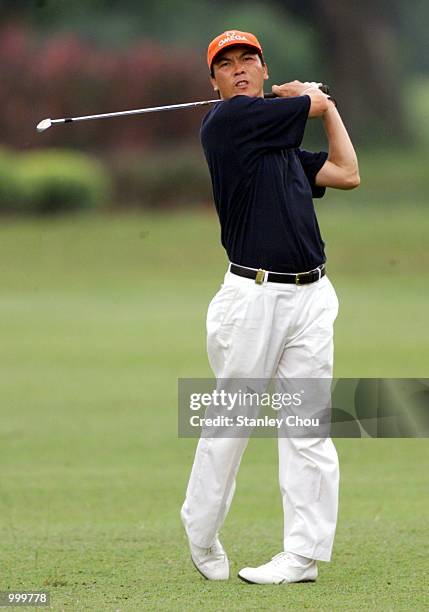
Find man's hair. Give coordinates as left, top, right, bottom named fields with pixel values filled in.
left=210, top=50, right=265, bottom=78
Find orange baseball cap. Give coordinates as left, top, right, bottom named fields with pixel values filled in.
left=207, top=30, right=263, bottom=70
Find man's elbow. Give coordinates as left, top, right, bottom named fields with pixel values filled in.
left=341, top=171, right=360, bottom=190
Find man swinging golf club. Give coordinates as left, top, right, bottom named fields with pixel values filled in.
left=181, top=30, right=360, bottom=584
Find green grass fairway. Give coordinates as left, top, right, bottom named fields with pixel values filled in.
left=1, top=206, right=428, bottom=610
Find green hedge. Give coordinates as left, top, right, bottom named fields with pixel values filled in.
left=17, top=150, right=111, bottom=214
left=0, top=148, right=111, bottom=215
left=0, top=147, right=21, bottom=212
left=110, top=149, right=212, bottom=208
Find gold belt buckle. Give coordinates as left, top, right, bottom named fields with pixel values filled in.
left=255, top=269, right=265, bottom=285
left=295, top=272, right=302, bottom=285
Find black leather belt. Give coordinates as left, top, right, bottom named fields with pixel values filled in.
left=230, top=263, right=325, bottom=285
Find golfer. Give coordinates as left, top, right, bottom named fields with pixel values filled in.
left=181, top=30, right=359, bottom=584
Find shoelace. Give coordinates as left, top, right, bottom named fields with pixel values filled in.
left=269, top=552, right=313, bottom=569
left=269, top=552, right=295, bottom=566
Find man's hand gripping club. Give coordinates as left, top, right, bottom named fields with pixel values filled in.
left=272, top=80, right=334, bottom=117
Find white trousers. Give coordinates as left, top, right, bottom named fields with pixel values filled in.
left=181, top=267, right=340, bottom=562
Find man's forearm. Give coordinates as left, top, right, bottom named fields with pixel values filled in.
left=322, top=102, right=359, bottom=176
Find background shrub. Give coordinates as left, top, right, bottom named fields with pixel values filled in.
left=0, top=146, right=213, bottom=214
left=0, top=147, right=23, bottom=213
left=109, top=148, right=212, bottom=208
left=15, top=149, right=111, bottom=215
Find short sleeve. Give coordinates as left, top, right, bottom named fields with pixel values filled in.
left=297, top=149, right=329, bottom=198
left=229, top=95, right=310, bottom=152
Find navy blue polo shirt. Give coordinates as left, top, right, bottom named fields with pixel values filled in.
left=200, top=94, right=329, bottom=273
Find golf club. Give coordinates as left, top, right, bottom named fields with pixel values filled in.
left=36, top=84, right=331, bottom=133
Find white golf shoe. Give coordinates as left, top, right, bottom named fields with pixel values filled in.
left=188, top=536, right=229, bottom=581
left=238, top=551, right=318, bottom=585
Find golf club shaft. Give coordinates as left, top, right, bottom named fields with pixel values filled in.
left=50, top=99, right=219, bottom=127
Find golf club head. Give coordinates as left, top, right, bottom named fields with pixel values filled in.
left=36, top=118, right=52, bottom=133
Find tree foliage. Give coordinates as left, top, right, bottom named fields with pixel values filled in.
left=2, top=0, right=428, bottom=145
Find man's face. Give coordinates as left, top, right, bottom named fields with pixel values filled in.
left=210, top=45, right=268, bottom=100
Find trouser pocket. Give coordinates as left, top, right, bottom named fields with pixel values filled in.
left=206, top=285, right=241, bottom=340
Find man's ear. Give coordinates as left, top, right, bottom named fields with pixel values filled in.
left=263, top=63, right=269, bottom=81
left=210, top=76, right=219, bottom=91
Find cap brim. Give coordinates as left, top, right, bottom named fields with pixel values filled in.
left=210, top=42, right=262, bottom=70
